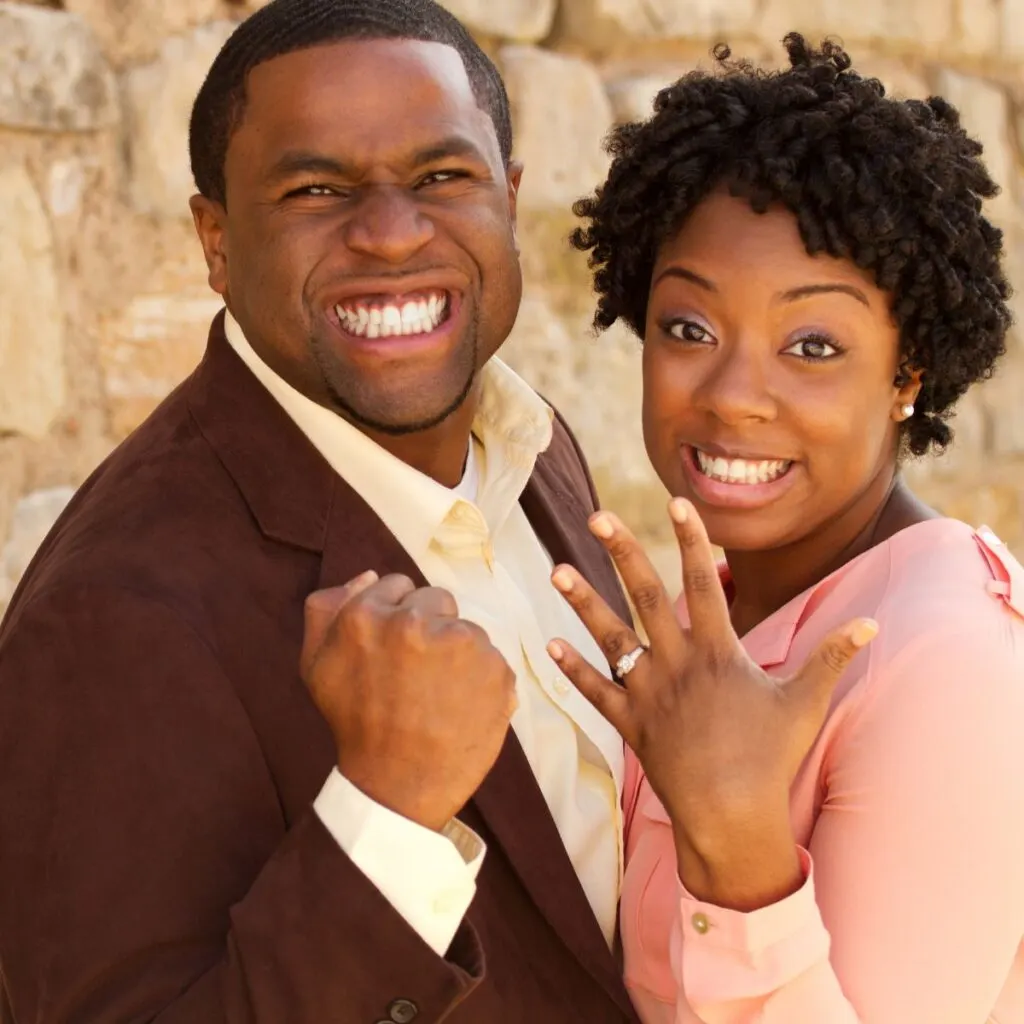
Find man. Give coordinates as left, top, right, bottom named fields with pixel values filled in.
left=0, top=1, right=639, bottom=1021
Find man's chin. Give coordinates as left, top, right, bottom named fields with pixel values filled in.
left=327, top=377, right=476, bottom=437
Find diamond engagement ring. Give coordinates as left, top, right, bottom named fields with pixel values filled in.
left=615, top=645, right=648, bottom=679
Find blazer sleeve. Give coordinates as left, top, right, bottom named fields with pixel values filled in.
left=0, top=584, right=483, bottom=1024
left=662, top=623, right=1024, bottom=1023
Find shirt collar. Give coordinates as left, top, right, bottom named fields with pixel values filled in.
left=222, top=310, right=553, bottom=558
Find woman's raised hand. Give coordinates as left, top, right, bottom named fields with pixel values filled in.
left=548, top=498, right=878, bottom=907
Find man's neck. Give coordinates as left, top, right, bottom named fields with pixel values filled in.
left=356, top=394, right=478, bottom=488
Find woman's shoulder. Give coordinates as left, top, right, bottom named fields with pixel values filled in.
left=873, top=518, right=1024, bottom=638
left=835, top=519, right=1024, bottom=712
left=766, top=518, right=1023, bottom=695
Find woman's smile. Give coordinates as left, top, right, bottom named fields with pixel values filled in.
left=681, top=443, right=799, bottom=511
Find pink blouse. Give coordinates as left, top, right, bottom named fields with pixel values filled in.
left=621, top=518, right=1024, bottom=1023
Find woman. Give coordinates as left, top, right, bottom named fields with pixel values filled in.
left=547, top=35, right=1024, bottom=1023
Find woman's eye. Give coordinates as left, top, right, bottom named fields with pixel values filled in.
left=667, top=320, right=714, bottom=344
left=783, top=335, right=842, bottom=360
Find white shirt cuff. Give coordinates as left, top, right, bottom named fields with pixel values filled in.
left=313, top=768, right=485, bottom=956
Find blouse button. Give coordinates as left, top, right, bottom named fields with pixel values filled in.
left=691, top=912, right=711, bottom=935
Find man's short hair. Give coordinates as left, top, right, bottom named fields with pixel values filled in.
left=189, top=0, right=513, bottom=204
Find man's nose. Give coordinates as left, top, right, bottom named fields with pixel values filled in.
left=343, top=185, right=435, bottom=264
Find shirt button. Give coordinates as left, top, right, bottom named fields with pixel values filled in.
left=553, top=679, right=571, bottom=697
left=389, top=999, right=419, bottom=1023
left=691, top=912, right=711, bottom=935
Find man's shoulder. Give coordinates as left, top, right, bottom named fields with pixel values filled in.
left=538, top=402, right=600, bottom=512
left=6, top=382, right=257, bottom=617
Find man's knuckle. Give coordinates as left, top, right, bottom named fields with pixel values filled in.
left=344, top=601, right=376, bottom=637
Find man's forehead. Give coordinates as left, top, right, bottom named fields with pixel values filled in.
left=245, top=37, right=479, bottom=118
left=230, top=38, right=499, bottom=173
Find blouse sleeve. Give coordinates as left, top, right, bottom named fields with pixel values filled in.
left=669, top=623, right=1024, bottom=1024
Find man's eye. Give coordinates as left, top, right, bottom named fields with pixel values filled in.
left=418, top=170, right=469, bottom=187
left=286, top=185, right=339, bottom=198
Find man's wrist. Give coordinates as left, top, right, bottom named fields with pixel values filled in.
left=337, top=758, right=454, bottom=833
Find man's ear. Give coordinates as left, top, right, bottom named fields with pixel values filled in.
left=505, top=160, right=524, bottom=253
left=189, top=194, right=230, bottom=299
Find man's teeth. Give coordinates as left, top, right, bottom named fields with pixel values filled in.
left=335, top=293, right=449, bottom=338
left=695, top=450, right=790, bottom=485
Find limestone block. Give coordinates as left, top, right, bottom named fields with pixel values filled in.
left=853, top=59, right=930, bottom=101
left=0, top=2, right=117, bottom=132
left=0, top=487, right=74, bottom=607
left=929, top=478, right=1022, bottom=552
left=99, top=293, right=224, bottom=437
left=500, top=46, right=612, bottom=210
left=1001, top=0, right=1024, bottom=59
left=556, top=0, right=759, bottom=51
left=982, top=346, right=1024, bottom=456
left=952, top=0, right=1000, bottom=57
left=122, top=22, right=237, bottom=219
left=607, top=72, right=680, bottom=124
left=932, top=70, right=1014, bottom=221
left=64, top=0, right=227, bottom=66
left=437, top=0, right=557, bottom=41
left=0, top=163, right=67, bottom=440
left=759, top=0, right=954, bottom=53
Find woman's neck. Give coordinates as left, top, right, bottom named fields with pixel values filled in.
left=725, top=474, right=938, bottom=637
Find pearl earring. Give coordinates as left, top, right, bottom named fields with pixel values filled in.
left=901, top=404, right=915, bottom=419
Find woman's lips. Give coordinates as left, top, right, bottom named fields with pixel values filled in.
left=681, top=444, right=799, bottom=510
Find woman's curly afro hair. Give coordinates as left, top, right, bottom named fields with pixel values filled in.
left=570, top=33, right=1012, bottom=456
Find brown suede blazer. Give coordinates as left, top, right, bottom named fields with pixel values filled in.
left=0, top=313, right=639, bottom=1024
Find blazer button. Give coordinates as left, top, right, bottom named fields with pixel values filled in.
left=389, top=999, right=419, bottom=1023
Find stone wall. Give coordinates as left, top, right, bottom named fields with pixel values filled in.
left=2, top=0, right=1024, bottom=604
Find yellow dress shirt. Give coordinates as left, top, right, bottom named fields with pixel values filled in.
left=223, top=312, right=624, bottom=955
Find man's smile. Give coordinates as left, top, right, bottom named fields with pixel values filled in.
left=335, top=289, right=451, bottom=339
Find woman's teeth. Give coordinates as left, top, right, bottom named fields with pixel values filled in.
left=695, top=449, right=791, bottom=485
left=336, top=292, right=449, bottom=338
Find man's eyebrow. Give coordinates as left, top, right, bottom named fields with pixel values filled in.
left=265, top=137, right=490, bottom=184
left=408, top=136, right=490, bottom=166
left=266, top=151, right=356, bottom=182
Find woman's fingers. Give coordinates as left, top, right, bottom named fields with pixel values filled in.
left=792, top=617, right=879, bottom=714
left=548, top=638, right=634, bottom=742
left=551, top=563, right=648, bottom=676
left=586, top=511, right=686, bottom=661
left=669, top=499, right=735, bottom=650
